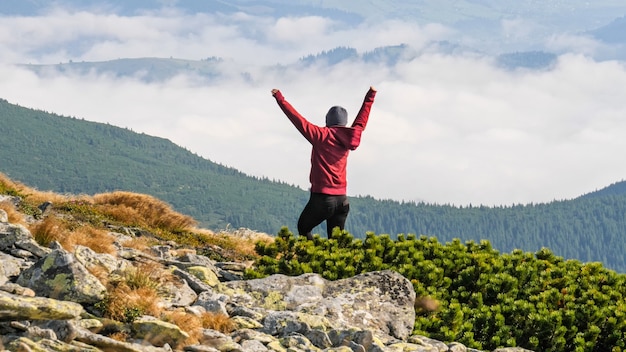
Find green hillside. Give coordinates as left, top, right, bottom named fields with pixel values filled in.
left=0, top=98, right=309, bottom=232
left=2, top=98, right=626, bottom=273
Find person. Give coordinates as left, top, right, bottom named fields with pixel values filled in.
left=271, top=86, right=377, bottom=239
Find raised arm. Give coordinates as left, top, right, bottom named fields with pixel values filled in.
left=271, top=89, right=321, bottom=143
left=351, top=86, right=377, bottom=130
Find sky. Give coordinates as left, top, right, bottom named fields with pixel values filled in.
left=1, top=5, right=626, bottom=206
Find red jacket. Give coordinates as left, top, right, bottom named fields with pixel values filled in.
left=273, top=88, right=376, bottom=195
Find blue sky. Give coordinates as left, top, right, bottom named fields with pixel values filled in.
left=1, top=3, right=626, bottom=206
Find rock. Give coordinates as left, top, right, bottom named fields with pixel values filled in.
left=240, top=339, right=269, bottom=351
left=74, top=244, right=130, bottom=274
left=6, top=336, right=102, bottom=351
left=17, top=247, right=107, bottom=304
left=223, top=270, right=416, bottom=340
left=0, top=282, right=36, bottom=296
left=187, top=266, right=220, bottom=287
left=131, top=315, right=190, bottom=348
left=230, top=315, right=263, bottom=329
left=160, top=273, right=198, bottom=308
left=184, top=346, right=221, bottom=352
left=197, top=328, right=243, bottom=350
left=172, top=267, right=215, bottom=294
left=0, top=290, right=84, bottom=320
left=0, top=222, right=51, bottom=258
left=230, top=328, right=276, bottom=344
left=74, top=325, right=167, bottom=352
left=195, top=290, right=229, bottom=315
left=0, top=251, right=29, bottom=279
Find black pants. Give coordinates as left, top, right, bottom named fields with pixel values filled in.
left=298, top=192, right=350, bottom=239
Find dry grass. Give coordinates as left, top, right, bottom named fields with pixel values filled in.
left=162, top=310, right=203, bottom=344
left=104, top=284, right=162, bottom=322
left=124, top=262, right=169, bottom=290
left=64, top=226, right=117, bottom=255
left=29, top=217, right=116, bottom=254
left=120, top=235, right=154, bottom=251
left=29, top=216, right=66, bottom=247
left=93, top=191, right=196, bottom=233
left=102, top=263, right=169, bottom=322
left=0, top=172, right=71, bottom=205
left=0, top=200, right=26, bottom=225
left=108, top=331, right=130, bottom=342
left=200, top=312, right=235, bottom=333
left=87, top=265, right=112, bottom=287
left=194, top=227, right=274, bottom=260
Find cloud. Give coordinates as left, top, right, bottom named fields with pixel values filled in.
left=1, top=6, right=626, bottom=207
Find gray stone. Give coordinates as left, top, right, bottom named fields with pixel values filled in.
left=262, top=311, right=311, bottom=336
left=0, top=223, right=52, bottom=258
left=0, top=251, right=27, bottom=279
left=16, top=248, right=106, bottom=304
left=230, top=328, right=276, bottom=345
left=74, top=326, right=167, bottom=352
left=195, top=290, right=229, bottom=315
left=240, top=339, right=269, bottom=351
left=74, top=244, right=130, bottom=274
left=197, top=328, right=243, bottom=351
left=172, top=267, right=215, bottom=294
left=224, top=270, right=415, bottom=340
left=0, top=290, right=84, bottom=320
left=183, top=345, right=221, bottom=352
left=131, top=315, right=190, bottom=348
left=36, top=319, right=79, bottom=343
left=160, top=273, right=198, bottom=308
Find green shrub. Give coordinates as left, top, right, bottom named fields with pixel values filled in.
left=246, top=228, right=626, bottom=352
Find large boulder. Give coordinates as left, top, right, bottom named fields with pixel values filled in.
left=222, top=270, right=416, bottom=340
left=17, top=246, right=107, bottom=304
left=0, top=290, right=84, bottom=320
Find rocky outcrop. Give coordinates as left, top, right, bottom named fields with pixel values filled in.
left=0, top=208, right=533, bottom=352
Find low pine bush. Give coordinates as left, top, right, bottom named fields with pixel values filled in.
left=247, top=227, right=626, bottom=352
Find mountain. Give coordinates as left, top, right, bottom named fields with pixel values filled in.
left=2, top=0, right=625, bottom=58
left=579, top=180, right=626, bottom=199
left=589, top=15, right=626, bottom=44
left=21, top=45, right=558, bottom=85
left=4, top=98, right=626, bottom=273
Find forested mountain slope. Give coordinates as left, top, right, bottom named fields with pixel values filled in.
left=2, top=98, right=626, bottom=272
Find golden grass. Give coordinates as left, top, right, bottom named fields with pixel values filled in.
left=194, top=227, right=273, bottom=260
left=0, top=200, right=26, bottom=225
left=124, top=262, right=166, bottom=290
left=108, top=331, right=130, bottom=342
left=93, top=191, right=196, bottom=233
left=162, top=310, right=203, bottom=345
left=120, top=235, right=154, bottom=251
left=200, top=312, right=235, bottom=333
left=29, top=217, right=116, bottom=254
left=87, top=265, right=112, bottom=287
left=0, top=172, right=72, bottom=205
left=29, top=216, right=65, bottom=247
left=64, top=226, right=117, bottom=255
left=102, top=262, right=169, bottom=322
left=104, top=284, right=162, bottom=322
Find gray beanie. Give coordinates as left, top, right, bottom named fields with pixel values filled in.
left=325, top=106, right=348, bottom=127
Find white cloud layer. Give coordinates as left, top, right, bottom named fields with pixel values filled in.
left=1, top=7, right=626, bottom=206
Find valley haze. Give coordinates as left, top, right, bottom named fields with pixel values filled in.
left=1, top=0, right=626, bottom=206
